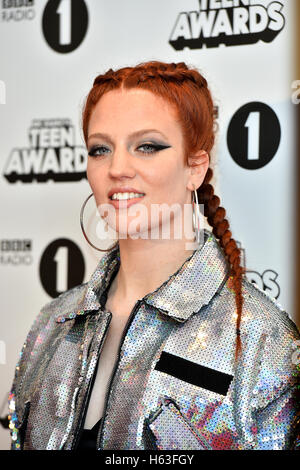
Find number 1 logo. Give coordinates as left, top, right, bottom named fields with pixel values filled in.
left=227, top=102, right=281, bottom=170
left=39, top=238, right=85, bottom=298
left=42, top=0, right=88, bottom=53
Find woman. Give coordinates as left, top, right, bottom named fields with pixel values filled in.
left=8, top=61, right=300, bottom=450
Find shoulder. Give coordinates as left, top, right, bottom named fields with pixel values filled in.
left=240, top=275, right=299, bottom=343
left=16, top=281, right=89, bottom=349
left=40, top=282, right=89, bottom=318
left=19, top=281, right=89, bottom=352
left=10, top=283, right=88, bottom=402
left=219, top=273, right=299, bottom=341
left=220, top=275, right=300, bottom=407
left=8, top=282, right=89, bottom=445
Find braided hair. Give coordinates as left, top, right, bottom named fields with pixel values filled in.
left=82, top=60, right=246, bottom=361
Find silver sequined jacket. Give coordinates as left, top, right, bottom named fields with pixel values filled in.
left=8, top=229, right=300, bottom=450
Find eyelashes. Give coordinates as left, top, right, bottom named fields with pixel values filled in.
left=88, top=143, right=170, bottom=158
left=138, top=143, right=169, bottom=154
left=88, top=145, right=110, bottom=157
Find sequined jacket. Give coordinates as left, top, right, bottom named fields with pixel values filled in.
left=8, top=229, right=300, bottom=450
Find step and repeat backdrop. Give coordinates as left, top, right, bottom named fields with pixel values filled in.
left=0, top=0, right=298, bottom=449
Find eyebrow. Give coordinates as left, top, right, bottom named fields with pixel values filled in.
left=87, top=129, right=169, bottom=145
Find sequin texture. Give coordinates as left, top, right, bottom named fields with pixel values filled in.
left=7, top=229, right=300, bottom=450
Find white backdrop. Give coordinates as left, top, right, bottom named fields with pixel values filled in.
left=0, top=0, right=297, bottom=449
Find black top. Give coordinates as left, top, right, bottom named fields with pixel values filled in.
left=77, top=264, right=119, bottom=450
left=77, top=418, right=102, bottom=450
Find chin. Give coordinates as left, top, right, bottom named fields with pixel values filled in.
left=112, top=224, right=152, bottom=241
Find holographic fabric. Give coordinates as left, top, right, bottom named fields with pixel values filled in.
left=8, top=228, right=300, bottom=450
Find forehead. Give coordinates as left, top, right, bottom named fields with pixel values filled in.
left=88, top=88, right=181, bottom=136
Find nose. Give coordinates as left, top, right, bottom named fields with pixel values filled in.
left=108, top=146, right=136, bottom=179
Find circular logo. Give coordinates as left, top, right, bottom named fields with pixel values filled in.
left=42, top=0, right=88, bottom=53
left=39, top=238, right=85, bottom=297
left=227, top=102, right=281, bottom=170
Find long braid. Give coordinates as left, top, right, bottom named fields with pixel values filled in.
left=82, top=60, right=247, bottom=360
left=198, top=167, right=246, bottom=360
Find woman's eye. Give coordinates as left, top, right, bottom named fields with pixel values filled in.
left=137, top=143, right=169, bottom=154
left=88, top=143, right=170, bottom=157
left=88, top=146, right=109, bottom=157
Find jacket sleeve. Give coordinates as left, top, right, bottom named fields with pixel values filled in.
left=8, top=301, right=55, bottom=450
left=253, top=384, right=299, bottom=450
left=251, top=308, right=300, bottom=450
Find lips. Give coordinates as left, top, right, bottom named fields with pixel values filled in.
left=109, top=194, right=145, bottom=209
left=108, top=187, right=145, bottom=199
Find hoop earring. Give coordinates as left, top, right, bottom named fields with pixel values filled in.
left=192, top=184, right=201, bottom=244
left=80, top=193, right=119, bottom=252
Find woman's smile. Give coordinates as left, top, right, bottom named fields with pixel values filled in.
left=109, top=193, right=145, bottom=209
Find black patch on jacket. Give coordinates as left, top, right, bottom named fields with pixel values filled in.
left=155, top=351, right=233, bottom=396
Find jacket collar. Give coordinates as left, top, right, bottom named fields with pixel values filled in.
left=55, top=228, right=230, bottom=324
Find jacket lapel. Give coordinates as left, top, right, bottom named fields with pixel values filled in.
left=143, top=229, right=230, bottom=321
left=55, top=228, right=230, bottom=324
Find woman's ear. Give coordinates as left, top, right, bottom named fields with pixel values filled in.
left=186, top=150, right=209, bottom=191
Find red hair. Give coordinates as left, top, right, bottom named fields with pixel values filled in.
left=82, top=60, right=246, bottom=360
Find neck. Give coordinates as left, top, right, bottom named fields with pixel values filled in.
left=108, top=215, right=199, bottom=305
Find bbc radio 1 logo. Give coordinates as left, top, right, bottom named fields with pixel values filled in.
left=169, top=0, right=285, bottom=50
left=39, top=238, right=85, bottom=298
left=42, top=0, right=88, bottom=53
left=0, top=239, right=33, bottom=265
left=227, top=101, right=281, bottom=170
left=3, top=118, right=87, bottom=183
left=1, top=0, right=35, bottom=22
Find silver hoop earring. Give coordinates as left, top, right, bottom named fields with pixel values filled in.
left=80, top=193, right=119, bottom=252
left=192, top=184, right=201, bottom=244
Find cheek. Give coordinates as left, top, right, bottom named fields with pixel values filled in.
left=144, top=157, right=180, bottom=186
left=86, top=162, right=93, bottom=183
left=87, top=162, right=100, bottom=191
left=154, top=162, right=183, bottom=193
